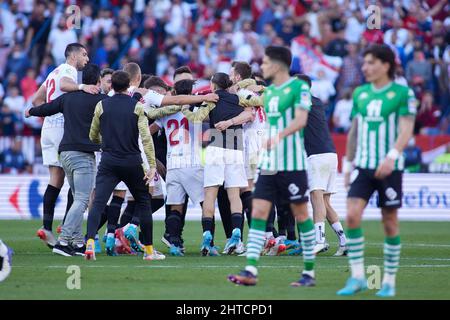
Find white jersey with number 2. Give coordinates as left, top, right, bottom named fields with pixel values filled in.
left=42, top=63, right=78, bottom=129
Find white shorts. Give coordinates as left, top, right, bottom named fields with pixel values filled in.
left=125, top=172, right=166, bottom=199
left=243, top=128, right=263, bottom=180
left=94, top=151, right=128, bottom=191
left=41, top=127, right=64, bottom=167
left=203, top=146, right=248, bottom=188
left=166, top=167, right=204, bottom=205
left=307, top=152, right=337, bottom=194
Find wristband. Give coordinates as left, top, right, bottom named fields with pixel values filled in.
left=343, top=160, right=353, bottom=174
left=78, top=84, right=84, bottom=90
left=387, top=148, right=400, bottom=160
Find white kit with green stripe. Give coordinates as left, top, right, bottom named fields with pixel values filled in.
left=259, top=78, right=311, bottom=171
left=351, top=82, right=417, bottom=170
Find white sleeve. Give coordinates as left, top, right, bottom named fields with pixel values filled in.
left=143, top=89, right=164, bottom=107
left=61, top=66, right=78, bottom=82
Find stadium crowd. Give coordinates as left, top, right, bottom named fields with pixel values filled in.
left=0, top=0, right=449, bottom=170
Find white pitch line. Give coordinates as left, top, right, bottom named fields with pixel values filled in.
left=12, top=264, right=450, bottom=269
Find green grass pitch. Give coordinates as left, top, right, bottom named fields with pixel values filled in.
left=1, top=220, right=449, bottom=300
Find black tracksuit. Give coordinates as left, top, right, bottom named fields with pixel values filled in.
left=86, top=93, right=156, bottom=246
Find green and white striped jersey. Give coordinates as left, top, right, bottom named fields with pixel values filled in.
left=351, top=82, right=417, bottom=170
left=259, top=77, right=311, bottom=171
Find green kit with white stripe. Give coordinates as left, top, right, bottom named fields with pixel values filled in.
left=351, top=82, right=417, bottom=170
left=260, top=78, right=311, bottom=171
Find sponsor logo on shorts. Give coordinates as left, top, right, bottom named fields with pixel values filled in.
left=385, top=187, right=398, bottom=201
left=385, top=200, right=401, bottom=206
left=288, top=183, right=300, bottom=195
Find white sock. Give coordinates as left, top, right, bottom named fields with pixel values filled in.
left=382, top=273, right=396, bottom=287
left=245, top=265, right=258, bottom=276
left=315, top=222, right=325, bottom=244
left=302, top=270, right=315, bottom=278
left=352, top=263, right=365, bottom=279
left=265, top=232, right=273, bottom=239
left=331, top=222, right=346, bottom=246
left=0, top=240, right=7, bottom=256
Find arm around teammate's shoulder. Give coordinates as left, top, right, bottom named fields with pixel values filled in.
left=26, top=94, right=65, bottom=118
left=182, top=102, right=215, bottom=122
left=161, top=93, right=219, bottom=106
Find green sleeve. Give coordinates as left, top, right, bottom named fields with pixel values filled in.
left=350, top=88, right=360, bottom=120
left=295, top=80, right=311, bottom=111
left=182, top=103, right=215, bottom=122
left=145, top=105, right=182, bottom=119
left=399, top=87, right=418, bottom=117
left=135, top=103, right=156, bottom=168
left=89, top=101, right=103, bottom=144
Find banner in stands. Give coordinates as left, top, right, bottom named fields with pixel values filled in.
left=0, top=174, right=449, bottom=221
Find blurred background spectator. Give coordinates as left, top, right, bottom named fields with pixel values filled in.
left=403, top=138, right=423, bottom=173
left=0, top=0, right=448, bottom=171
left=0, top=138, right=32, bottom=174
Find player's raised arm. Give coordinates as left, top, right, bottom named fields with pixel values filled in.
left=89, top=101, right=103, bottom=144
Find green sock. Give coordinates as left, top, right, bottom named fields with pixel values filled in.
left=298, top=219, right=315, bottom=275
left=245, top=218, right=267, bottom=275
left=383, top=235, right=401, bottom=286
left=347, top=227, right=365, bottom=279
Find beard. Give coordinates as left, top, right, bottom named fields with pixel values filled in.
left=76, top=60, right=86, bottom=71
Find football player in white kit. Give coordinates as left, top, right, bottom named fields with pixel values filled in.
left=149, top=79, right=205, bottom=256
left=33, top=43, right=99, bottom=248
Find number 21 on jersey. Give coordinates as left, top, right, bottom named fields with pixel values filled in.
left=167, top=118, right=190, bottom=146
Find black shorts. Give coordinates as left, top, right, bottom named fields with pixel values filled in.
left=253, top=170, right=309, bottom=205
left=348, top=168, right=403, bottom=209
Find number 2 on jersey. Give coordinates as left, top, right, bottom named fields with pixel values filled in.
left=168, top=118, right=190, bottom=146
left=46, top=79, right=56, bottom=102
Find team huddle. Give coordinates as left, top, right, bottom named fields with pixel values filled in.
left=23, top=42, right=416, bottom=297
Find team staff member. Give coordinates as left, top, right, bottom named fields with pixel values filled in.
left=84, top=71, right=164, bottom=261
left=26, top=64, right=107, bottom=257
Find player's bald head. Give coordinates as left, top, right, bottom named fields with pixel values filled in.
left=123, top=62, right=141, bottom=84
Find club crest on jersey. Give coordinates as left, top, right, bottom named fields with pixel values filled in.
left=358, top=92, right=369, bottom=100
left=283, top=87, right=291, bottom=94
left=288, top=183, right=300, bottom=195
left=387, top=91, right=396, bottom=99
